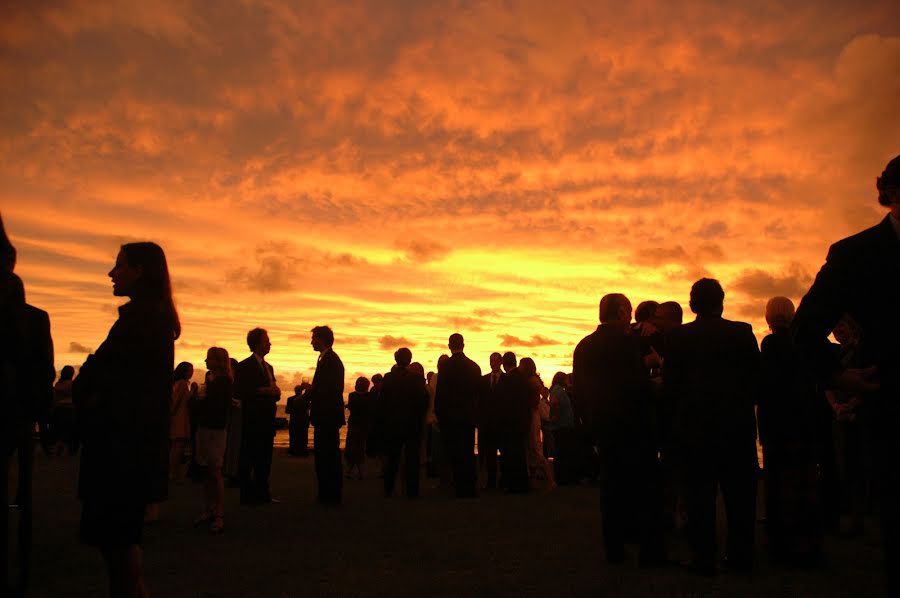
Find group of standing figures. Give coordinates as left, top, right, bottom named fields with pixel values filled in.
left=2, top=154, right=900, bottom=597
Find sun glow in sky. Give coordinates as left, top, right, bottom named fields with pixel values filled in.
left=2, top=1, right=899, bottom=390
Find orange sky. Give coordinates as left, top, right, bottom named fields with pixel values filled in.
left=2, top=1, right=899, bottom=390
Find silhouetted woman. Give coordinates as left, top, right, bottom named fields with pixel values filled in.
left=520, top=358, right=556, bottom=493
left=549, top=371, right=576, bottom=485
left=170, top=361, right=193, bottom=480
left=344, top=377, right=372, bottom=479
left=51, top=365, right=78, bottom=455
left=74, top=242, right=179, bottom=598
left=223, top=357, right=243, bottom=485
left=194, top=347, right=232, bottom=533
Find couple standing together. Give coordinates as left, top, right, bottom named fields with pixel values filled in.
left=236, top=325, right=344, bottom=507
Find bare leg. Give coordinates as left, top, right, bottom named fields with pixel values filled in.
left=102, top=545, right=147, bottom=598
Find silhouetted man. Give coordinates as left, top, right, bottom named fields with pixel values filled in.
left=793, top=154, right=900, bottom=596
left=307, top=325, right=345, bottom=505
left=235, top=328, right=281, bottom=505
left=573, top=293, right=663, bottom=566
left=478, top=352, right=505, bottom=490
left=286, top=385, right=310, bottom=457
left=499, top=351, right=531, bottom=494
left=664, top=279, right=760, bottom=574
left=380, top=348, right=428, bottom=498
left=434, top=333, right=481, bottom=498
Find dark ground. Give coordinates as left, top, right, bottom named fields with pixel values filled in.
left=8, top=449, right=887, bottom=597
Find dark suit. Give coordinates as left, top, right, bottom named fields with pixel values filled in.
left=664, top=315, right=760, bottom=569
left=793, top=215, right=900, bottom=594
left=498, top=368, right=532, bottom=494
left=573, top=324, right=662, bottom=563
left=435, top=352, right=481, bottom=497
left=380, top=366, right=428, bottom=497
left=308, top=349, right=345, bottom=504
left=235, top=355, right=278, bottom=504
left=478, top=371, right=506, bottom=489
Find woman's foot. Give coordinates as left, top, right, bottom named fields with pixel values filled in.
left=210, top=515, right=224, bottom=534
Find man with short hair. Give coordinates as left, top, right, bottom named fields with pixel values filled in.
left=478, top=352, right=505, bottom=490
left=664, top=279, right=760, bottom=574
left=498, top=351, right=531, bottom=494
left=380, top=347, right=428, bottom=498
left=235, top=327, right=281, bottom=505
left=793, top=154, right=900, bottom=595
left=573, top=293, right=664, bottom=566
left=306, top=325, right=345, bottom=505
left=434, top=333, right=481, bottom=498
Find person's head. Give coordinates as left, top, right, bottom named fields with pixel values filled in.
left=634, top=301, right=659, bottom=324
left=410, top=362, right=425, bottom=379
left=294, top=384, right=303, bottom=395
left=247, top=327, right=270, bottom=356
left=502, top=351, right=517, bottom=372
left=437, top=353, right=450, bottom=371
left=832, top=314, right=860, bottom=347
left=311, top=325, right=334, bottom=351
left=174, top=361, right=193, bottom=382
left=205, top=347, right=232, bottom=380
left=394, top=347, right=412, bottom=367
left=520, top=357, right=537, bottom=376
left=689, top=278, right=725, bottom=317
left=598, top=293, right=632, bottom=326
left=765, top=296, right=795, bottom=331
left=448, top=333, right=464, bottom=353
left=877, top=154, right=900, bottom=217
left=111, top=242, right=180, bottom=339
left=489, top=352, right=502, bottom=373
left=426, top=371, right=434, bottom=384
left=551, top=371, right=567, bottom=388
left=371, top=373, right=384, bottom=389
left=355, top=376, right=370, bottom=393
left=59, top=365, right=75, bottom=382
left=229, top=358, right=239, bottom=372
left=653, top=301, right=684, bottom=334
left=0, top=212, right=15, bottom=272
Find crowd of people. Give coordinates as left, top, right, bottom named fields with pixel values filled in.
left=2, top=153, right=899, bottom=597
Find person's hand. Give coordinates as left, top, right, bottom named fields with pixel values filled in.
left=644, top=346, right=662, bottom=369
left=831, top=366, right=879, bottom=395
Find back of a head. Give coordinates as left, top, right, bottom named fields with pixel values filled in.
left=520, top=357, right=536, bottom=376
left=551, top=371, right=567, bottom=388
left=657, top=301, right=684, bottom=326
left=394, top=347, right=412, bottom=367
left=502, top=351, right=517, bottom=369
left=765, top=296, right=795, bottom=330
left=689, top=278, right=725, bottom=317
left=311, top=325, right=334, bottom=348
left=121, top=241, right=180, bottom=339
left=355, top=376, right=370, bottom=392
left=634, top=300, right=659, bottom=323
left=598, top=293, right=631, bottom=324
left=448, top=333, right=464, bottom=352
left=174, top=361, right=193, bottom=381
left=371, top=373, right=384, bottom=385
left=60, top=365, right=76, bottom=381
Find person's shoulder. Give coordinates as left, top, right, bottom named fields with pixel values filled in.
left=829, top=216, right=891, bottom=257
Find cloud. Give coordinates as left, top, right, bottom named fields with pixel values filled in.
left=498, top=334, right=558, bottom=348
left=396, top=239, right=451, bottom=263
left=68, top=341, right=94, bottom=353
left=732, top=264, right=814, bottom=300
left=378, top=335, right=416, bottom=350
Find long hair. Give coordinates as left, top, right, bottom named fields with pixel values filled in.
left=173, top=361, right=193, bottom=382
left=121, top=242, right=180, bottom=339
left=207, top=346, right=233, bottom=382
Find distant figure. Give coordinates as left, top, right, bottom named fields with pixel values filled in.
left=51, top=365, right=78, bottom=456
left=519, top=358, right=556, bottom=493
left=426, top=355, right=450, bottom=484
left=344, top=377, right=372, bottom=479
left=548, top=371, right=576, bottom=485
left=286, top=384, right=311, bottom=457
left=478, top=352, right=506, bottom=490
left=793, top=154, right=900, bottom=595
left=223, top=357, right=243, bottom=485
left=235, top=328, right=281, bottom=505
left=664, top=279, right=760, bottom=574
left=73, top=242, right=178, bottom=597
left=499, top=351, right=531, bottom=494
left=306, top=326, right=345, bottom=505
left=758, top=296, right=823, bottom=564
left=193, top=347, right=233, bottom=534
left=169, top=361, right=193, bottom=481
left=573, top=293, right=663, bottom=566
left=365, top=373, right=385, bottom=462
left=381, top=349, right=429, bottom=497
left=435, top=333, right=481, bottom=498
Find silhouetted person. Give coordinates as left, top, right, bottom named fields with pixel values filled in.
left=169, top=361, right=193, bottom=481
left=307, top=325, right=345, bottom=505
left=435, top=333, right=481, bottom=498
left=548, top=371, right=577, bottom=485
left=51, top=365, right=78, bottom=455
left=223, top=357, right=243, bottom=484
left=478, top=352, right=506, bottom=490
left=758, top=297, right=823, bottom=564
left=344, top=377, right=372, bottom=479
left=792, top=153, right=900, bottom=597
left=664, top=279, right=760, bottom=575
left=499, top=351, right=531, bottom=494
left=235, top=327, right=281, bottom=505
left=286, top=384, right=311, bottom=456
left=73, top=242, right=178, bottom=598
left=381, top=349, right=428, bottom=497
left=573, top=293, right=663, bottom=566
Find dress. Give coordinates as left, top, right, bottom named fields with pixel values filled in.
left=194, top=376, right=232, bottom=469
left=169, top=379, right=192, bottom=441
left=344, top=391, right=371, bottom=466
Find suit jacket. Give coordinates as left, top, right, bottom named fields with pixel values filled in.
left=380, top=365, right=428, bottom=435
left=478, top=371, right=506, bottom=427
left=793, top=215, right=900, bottom=403
left=235, top=355, right=278, bottom=436
left=663, top=315, right=760, bottom=451
left=573, top=324, right=654, bottom=448
left=309, top=349, right=345, bottom=428
left=435, top=352, right=481, bottom=426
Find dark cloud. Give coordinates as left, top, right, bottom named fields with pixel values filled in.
left=69, top=341, right=93, bottom=353
left=498, top=334, right=558, bottom=348
left=695, top=220, right=728, bottom=239
left=732, top=264, right=813, bottom=300
left=378, top=335, right=416, bottom=350
left=447, top=316, right=484, bottom=332
left=397, top=239, right=451, bottom=263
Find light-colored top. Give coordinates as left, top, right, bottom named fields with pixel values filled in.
left=425, top=372, right=438, bottom=425
left=549, top=384, right=575, bottom=431
left=170, top=378, right=192, bottom=439
left=53, top=379, right=73, bottom=408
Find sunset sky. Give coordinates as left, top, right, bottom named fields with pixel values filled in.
left=2, top=1, right=899, bottom=390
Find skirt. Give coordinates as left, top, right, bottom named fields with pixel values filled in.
left=196, top=427, right=227, bottom=469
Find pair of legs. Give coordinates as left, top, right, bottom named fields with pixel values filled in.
left=440, top=421, right=477, bottom=498
left=313, top=425, right=343, bottom=504
left=383, top=427, right=422, bottom=497
left=168, top=438, right=188, bottom=481
left=100, top=545, right=147, bottom=598
left=527, top=411, right=556, bottom=492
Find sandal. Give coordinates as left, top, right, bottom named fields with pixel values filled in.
left=209, top=515, right=224, bottom=534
